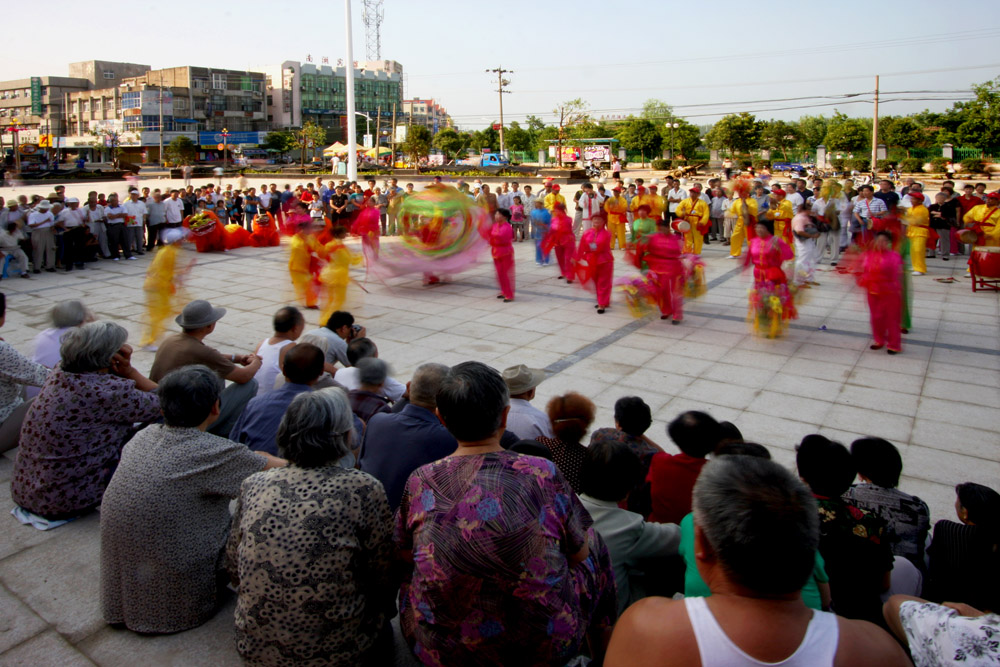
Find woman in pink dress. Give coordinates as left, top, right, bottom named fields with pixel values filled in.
left=578, top=213, right=614, bottom=313
left=636, top=218, right=686, bottom=323
left=489, top=209, right=515, bottom=302
left=544, top=203, right=577, bottom=283
left=857, top=230, right=903, bottom=354
left=746, top=218, right=796, bottom=337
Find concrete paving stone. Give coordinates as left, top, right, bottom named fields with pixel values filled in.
left=780, top=358, right=854, bottom=383
left=924, top=361, right=1000, bottom=389
left=902, top=445, right=1000, bottom=490
left=793, top=343, right=864, bottom=367
left=767, top=374, right=842, bottom=402
left=654, top=398, right=743, bottom=428
left=562, top=358, right=638, bottom=384
left=616, top=368, right=695, bottom=396
left=852, top=350, right=929, bottom=377
left=823, top=404, right=914, bottom=444
left=526, top=334, right=589, bottom=356
left=683, top=379, right=761, bottom=412
left=493, top=348, right=567, bottom=371
left=533, top=375, right=610, bottom=404
left=846, top=367, right=923, bottom=395
left=684, top=328, right=746, bottom=349
left=930, top=347, right=1000, bottom=371
left=749, top=391, right=834, bottom=425
left=910, top=419, right=999, bottom=461
left=0, top=630, right=97, bottom=666
left=922, top=377, right=1000, bottom=408
left=0, top=582, right=48, bottom=654
left=375, top=324, right=438, bottom=344
left=0, top=482, right=64, bottom=562
left=589, top=345, right=659, bottom=367
left=645, top=354, right=715, bottom=378
left=915, top=396, right=999, bottom=433
left=836, top=384, right=921, bottom=417
left=733, top=411, right=820, bottom=453
left=0, top=512, right=104, bottom=643
left=702, top=362, right=776, bottom=389
left=724, top=348, right=795, bottom=372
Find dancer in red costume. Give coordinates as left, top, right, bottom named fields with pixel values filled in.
left=249, top=212, right=281, bottom=247
left=489, top=209, right=515, bottom=302
left=350, top=204, right=381, bottom=262
left=857, top=230, right=903, bottom=354
left=636, top=218, right=686, bottom=323
left=746, top=218, right=797, bottom=338
left=577, top=213, right=614, bottom=313
left=544, top=202, right=577, bottom=283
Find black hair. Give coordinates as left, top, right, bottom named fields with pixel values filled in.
left=716, top=441, right=771, bottom=459
left=757, top=218, right=775, bottom=235
left=614, top=396, right=652, bottom=437
left=6, top=223, right=16, bottom=233
left=875, top=230, right=893, bottom=242
left=273, top=306, right=304, bottom=334
left=718, top=420, right=744, bottom=444
left=282, top=343, right=325, bottom=385
left=509, top=439, right=553, bottom=461
left=796, top=434, right=855, bottom=497
left=496, top=208, right=512, bottom=222
left=850, top=437, right=902, bottom=488
left=437, top=361, right=509, bottom=442
left=158, top=365, right=221, bottom=428
left=956, top=483, right=1000, bottom=529
left=345, top=337, right=376, bottom=366
left=581, top=438, right=641, bottom=502
left=667, top=411, right=722, bottom=458
left=0, top=292, right=5, bottom=319
left=325, top=310, right=354, bottom=331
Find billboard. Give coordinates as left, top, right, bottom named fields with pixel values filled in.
left=30, top=77, right=42, bottom=115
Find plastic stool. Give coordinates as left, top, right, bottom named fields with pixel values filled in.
left=2, top=254, right=22, bottom=278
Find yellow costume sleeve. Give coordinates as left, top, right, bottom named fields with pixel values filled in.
left=143, top=245, right=177, bottom=291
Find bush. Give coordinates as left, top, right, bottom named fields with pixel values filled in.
left=671, top=159, right=688, bottom=168
left=899, top=157, right=924, bottom=173
left=876, top=159, right=895, bottom=172
left=849, top=157, right=871, bottom=172
left=830, top=158, right=846, bottom=171
left=651, top=159, right=669, bottom=170
left=752, top=159, right=771, bottom=169
left=738, top=159, right=753, bottom=169
left=960, top=157, right=984, bottom=174
left=929, top=157, right=949, bottom=174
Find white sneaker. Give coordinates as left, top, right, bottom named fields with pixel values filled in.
left=141, top=344, right=158, bottom=352
left=127, top=256, right=138, bottom=260
left=112, top=257, right=120, bottom=261
left=912, top=270, right=925, bottom=276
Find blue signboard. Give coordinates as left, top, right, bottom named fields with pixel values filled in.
left=197, top=131, right=265, bottom=146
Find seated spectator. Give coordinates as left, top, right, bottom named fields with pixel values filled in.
left=605, top=456, right=910, bottom=667
left=11, top=321, right=159, bottom=519
left=580, top=438, right=680, bottom=614
left=679, top=442, right=832, bottom=611
left=358, top=363, right=455, bottom=509
left=395, top=362, right=617, bottom=665
left=333, top=337, right=406, bottom=402
left=100, top=365, right=283, bottom=633
left=149, top=300, right=262, bottom=436
left=31, top=299, right=93, bottom=368
left=925, top=482, right=1000, bottom=611
left=0, top=293, right=50, bottom=453
left=509, top=438, right=552, bottom=460
left=501, top=364, right=554, bottom=439
left=252, top=306, right=304, bottom=395
left=303, top=310, right=363, bottom=369
left=349, top=357, right=392, bottom=424
left=536, top=391, right=596, bottom=493
left=797, top=435, right=895, bottom=625
left=647, top=411, right=722, bottom=524
left=884, top=595, right=1000, bottom=665
left=227, top=388, right=394, bottom=665
left=590, top=396, right=663, bottom=514
left=844, top=437, right=931, bottom=570
left=230, top=343, right=325, bottom=455
left=715, top=420, right=744, bottom=448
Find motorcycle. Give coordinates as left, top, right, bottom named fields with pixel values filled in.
left=585, top=164, right=607, bottom=180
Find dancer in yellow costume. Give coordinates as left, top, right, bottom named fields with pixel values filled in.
left=765, top=187, right=795, bottom=253
left=674, top=185, right=710, bottom=255
left=904, top=191, right=930, bottom=275
left=319, top=225, right=362, bottom=325
left=728, top=180, right=758, bottom=258
left=630, top=186, right=665, bottom=220
left=962, top=191, right=1000, bottom=247
left=289, top=219, right=323, bottom=309
left=604, top=187, right=629, bottom=249
left=141, top=228, right=193, bottom=349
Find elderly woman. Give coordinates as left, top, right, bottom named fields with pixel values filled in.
left=27, top=299, right=93, bottom=399
left=227, top=387, right=394, bottom=665
left=396, top=362, right=617, bottom=665
left=0, top=293, right=50, bottom=453
left=11, top=321, right=159, bottom=518
left=101, top=365, right=283, bottom=634
left=536, top=391, right=596, bottom=493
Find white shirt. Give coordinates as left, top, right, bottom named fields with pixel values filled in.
left=122, top=199, right=148, bottom=225
left=164, top=198, right=184, bottom=223
left=505, top=398, right=554, bottom=440
left=57, top=208, right=85, bottom=229
left=258, top=191, right=272, bottom=208
left=27, top=210, right=55, bottom=230
left=667, top=187, right=687, bottom=212
left=333, top=366, right=405, bottom=402
left=105, top=205, right=126, bottom=225
left=898, top=192, right=932, bottom=208
left=82, top=205, right=106, bottom=225
left=579, top=192, right=602, bottom=221
left=496, top=191, right=512, bottom=210
left=788, top=191, right=805, bottom=210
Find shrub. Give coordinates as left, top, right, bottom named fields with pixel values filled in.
left=651, top=159, right=669, bottom=170
left=752, top=159, right=771, bottom=169
left=671, top=159, right=688, bottom=168
left=830, top=158, right=846, bottom=171
left=929, top=157, right=949, bottom=174
left=850, top=157, right=871, bottom=172
left=899, top=157, right=924, bottom=173
left=960, top=157, right=984, bottom=174
left=876, top=159, right=895, bottom=172
left=738, top=159, right=753, bottom=169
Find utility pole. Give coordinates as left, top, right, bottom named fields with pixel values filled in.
left=344, top=0, right=358, bottom=182
left=158, top=71, right=164, bottom=166
left=375, top=105, right=381, bottom=164
left=485, top=66, right=512, bottom=156
left=871, top=75, right=879, bottom=176
left=391, top=102, right=396, bottom=167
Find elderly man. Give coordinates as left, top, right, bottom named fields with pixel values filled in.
left=358, top=362, right=456, bottom=509
left=28, top=200, right=57, bottom=272
left=606, top=456, right=909, bottom=666
left=122, top=189, right=149, bottom=256
left=149, top=300, right=262, bottom=437
left=57, top=197, right=87, bottom=271
left=502, top=364, right=553, bottom=440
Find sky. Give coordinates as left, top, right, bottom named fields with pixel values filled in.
left=4, top=0, right=1000, bottom=131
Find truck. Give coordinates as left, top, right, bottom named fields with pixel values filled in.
left=459, top=153, right=510, bottom=167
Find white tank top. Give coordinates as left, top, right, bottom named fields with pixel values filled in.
left=253, top=339, right=294, bottom=396
left=685, top=597, right=838, bottom=667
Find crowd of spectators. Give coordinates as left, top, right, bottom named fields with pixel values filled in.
left=1, top=293, right=997, bottom=666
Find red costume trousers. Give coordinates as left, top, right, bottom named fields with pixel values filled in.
left=494, top=255, right=515, bottom=300
left=653, top=271, right=684, bottom=320
left=555, top=242, right=576, bottom=281
left=594, top=262, right=613, bottom=307
left=868, top=291, right=901, bottom=351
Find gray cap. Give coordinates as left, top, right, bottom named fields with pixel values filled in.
left=175, top=300, right=227, bottom=329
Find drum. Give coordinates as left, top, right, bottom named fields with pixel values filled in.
left=957, top=228, right=979, bottom=244
left=970, top=245, right=1000, bottom=292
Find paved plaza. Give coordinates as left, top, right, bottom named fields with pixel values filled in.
left=0, top=176, right=997, bottom=664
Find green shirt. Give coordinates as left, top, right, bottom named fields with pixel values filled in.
left=631, top=216, right=656, bottom=243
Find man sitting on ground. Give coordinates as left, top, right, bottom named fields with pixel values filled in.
left=605, top=456, right=910, bottom=666
left=502, top=364, right=553, bottom=439
left=303, top=310, right=364, bottom=369
left=149, top=300, right=261, bottom=436
left=333, top=337, right=405, bottom=402
left=348, top=357, right=392, bottom=425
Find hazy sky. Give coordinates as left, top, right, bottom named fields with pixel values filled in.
left=5, top=0, right=999, bottom=130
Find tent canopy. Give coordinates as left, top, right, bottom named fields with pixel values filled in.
left=322, top=141, right=348, bottom=155
left=365, top=146, right=391, bottom=157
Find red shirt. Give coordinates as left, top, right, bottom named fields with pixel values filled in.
left=958, top=194, right=982, bottom=215
left=646, top=452, right=707, bottom=524
left=300, top=190, right=315, bottom=203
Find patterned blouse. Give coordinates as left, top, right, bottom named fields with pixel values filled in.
left=227, top=464, right=395, bottom=666
left=0, top=339, right=49, bottom=424
left=11, top=369, right=160, bottom=518
left=395, top=451, right=618, bottom=667
left=536, top=436, right=587, bottom=494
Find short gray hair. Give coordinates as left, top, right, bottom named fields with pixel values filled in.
left=60, top=321, right=127, bottom=373
left=277, top=387, right=353, bottom=467
left=408, top=363, right=450, bottom=408
left=51, top=300, right=92, bottom=329
left=356, top=357, right=388, bottom=387
left=693, top=456, right=819, bottom=596
left=298, top=333, right=330, bottom=355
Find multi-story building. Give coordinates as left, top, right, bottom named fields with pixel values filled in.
left=263, top=60, right=403, bottom=144
left=402, top=98, right=451, bottom=133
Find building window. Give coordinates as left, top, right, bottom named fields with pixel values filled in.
left=212, top=73, right=226, bottom=90
left=103, top=70, right=115, bottom=80
left=94, top=99, right=102, bottom=111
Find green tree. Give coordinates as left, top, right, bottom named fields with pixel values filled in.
left=954, top=77, right=1000, bottom=157
left=641, top=98, right=674, bottom=122
left=553, top=98, right=590, bottom=166
left=796, top=115, right=829, bottom=152
left=704, top=112, right=764, bottom=157
left=294, top=121, right=327, bottom=163
left=263, top=129, right=296, bottom=159
left=824, top=112, right=869, bottom=153
left=504, top=121, right=534, bottom=153
left=762, top=120, right=799, bottom=161
left=403, top=124, right=433, bottom=162
left=616, top=117, right=661, bottom=166
left=661, top=119, right=702, bottom=159
left=432, top=127, right=468, bottom=160
left=525, top=115, right=547, bottom=133
left=163, top=136, right=196, bottom=165
left=881, top=117, right=925, bottom=157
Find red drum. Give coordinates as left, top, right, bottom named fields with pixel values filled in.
left=970, top=245, right=1000, bottom=292
left=957, top=228, right=979, bottom=245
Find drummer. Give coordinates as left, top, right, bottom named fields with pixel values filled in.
left=962, top=190, right=1000, bottom=247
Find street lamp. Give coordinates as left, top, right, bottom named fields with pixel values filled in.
left=221, top=127, right=230, bottom=169
left=665, top=121, right=680, bottom=160
left=355, top=112, right=371, bottom=147
left=3, top=118, right=27, bottom=174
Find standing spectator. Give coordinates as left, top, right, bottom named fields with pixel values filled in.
left=928, top=191, right=960, bottom=260
left=874, top=180, right=900, bottom=210
left=536, top=392, right=596, bottom=493
left=163, top=189, right=184, bottom=232
left=501, top=364, right=553, bottom=440
left=122, top=189, right=148, bottom=256
left=647, top=411, right=722, bottom=525
left=83, top=193, right=110, bottom=259
left=57, top=198, right=86, bottom=271
left=0, top=221, right=30, bottom=278
left=709, top=187, right=729, bottom=242
left=28, top=200, right=56, bottom=272
left=104, top=193, right=132, bottom=261
left=666, top=178, right=686, bottom=221
left=611, top=157, right=622, bottom=180
left=579, top=183, right=603, bottom=232
left=852, top=185, right=887, bottom=246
